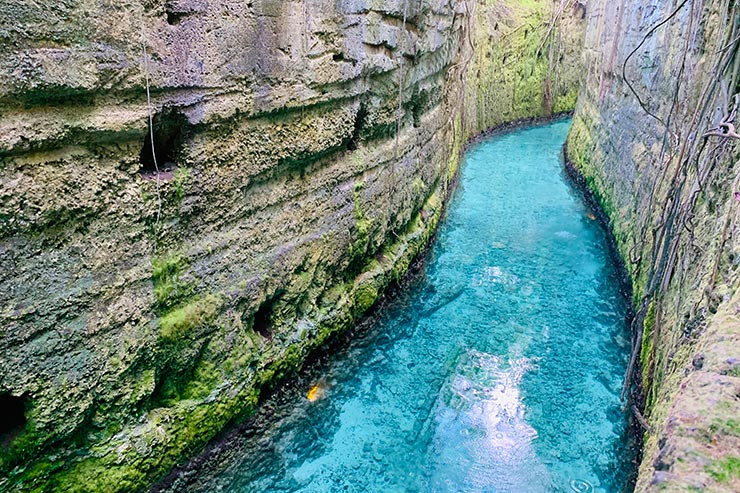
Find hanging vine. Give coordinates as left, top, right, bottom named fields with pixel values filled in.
left=619, top=0, right=740, bottom=415
left=442, top=0, right=475, bottom=138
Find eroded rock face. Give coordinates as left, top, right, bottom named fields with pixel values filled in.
left=0, top=1, right=584, bottom=491
left=568, top=1, right=740, bottom=491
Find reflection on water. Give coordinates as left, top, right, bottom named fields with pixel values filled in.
left=430, top=350, right=548, bottom=492
left=173, top=120, right=636, bottom=493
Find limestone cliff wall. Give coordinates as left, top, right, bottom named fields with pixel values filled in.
left=0, top=1, right=584, bottom=491
left=466, top=0, right=584, bottom=133
left=567, top=0, right=740, bottom=491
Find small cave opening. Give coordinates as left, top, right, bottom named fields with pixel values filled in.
left=409, top=89, right=428, bottom=128
left=0, top=394, right=27, bottom=449
left=139, top=108, right=190, bottom=179
left=165, top=0, right=188, bottom=25
left=253, top=298, right=277, bottom=340
left=347, top=104, right=367, bottom=151
left=332, top=52, right=345, bottom=62
left=166, top=11, right=183, bottom=25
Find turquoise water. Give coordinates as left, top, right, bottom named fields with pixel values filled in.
left=189, top=120, right=635, bottom=493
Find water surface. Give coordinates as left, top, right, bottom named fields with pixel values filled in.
left=190, top=120, right=634, bottom=493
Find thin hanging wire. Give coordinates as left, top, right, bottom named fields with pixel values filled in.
left=142, top=41, right=162, bottom=226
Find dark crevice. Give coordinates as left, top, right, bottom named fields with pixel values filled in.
left=139, top=108, right=191, bottom=178
left=409, top=88, right=428, bottom=128
left=0, top=394, right=27, bottom=449
left=165, top=1, right=192, bottom=25
left=166, top=12, right=185, bottom=25
left=347, top=104, right=367, bottom=151
left=253, top=294, right=284, bottom=340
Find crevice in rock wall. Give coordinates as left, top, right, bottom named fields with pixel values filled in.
left=409, top=88, right=428, bottom=128
left=252, top=295, right=280, bottom=341
left=165, top=10, right=184, bottom=25
left=347, top=103, right=367, bottom=151
left=139, top=108, right=190, bottom=178
left=164, top=0, right=204, bottom=25
left=0, top=394, right=26, bottom=450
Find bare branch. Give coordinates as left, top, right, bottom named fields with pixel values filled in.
left=703, top=94, right=740, bottom=139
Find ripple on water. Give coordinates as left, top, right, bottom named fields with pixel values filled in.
left=570, top=479, right=595, bottom=493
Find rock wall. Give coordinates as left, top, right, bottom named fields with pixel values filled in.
left=567, top=0, right=740, bottom=491
left=0, top=1, right=584, bottom=491
left=466, top=0, right=584, bottom=133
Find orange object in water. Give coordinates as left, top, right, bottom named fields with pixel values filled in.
left=586, top=212, right=596, bottom=221
left=307, top=383, right=321, bottom=402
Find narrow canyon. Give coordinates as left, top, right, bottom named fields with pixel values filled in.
left=0, top=1, right=738, bottom=492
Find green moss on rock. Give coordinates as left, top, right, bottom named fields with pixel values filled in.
left=706, top=456, right=740, bottom=484
left=466, top=0, right=585, bottom=134
left=152, top=252, right=195, bottom=310
left=353, top=281, right=379, bottom=315
left=158, top=294, right=222, bottom=342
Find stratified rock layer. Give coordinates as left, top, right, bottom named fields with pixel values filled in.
left=0, top=1, right=584, bottom=491
left=567, top=1, right=740, bottom=491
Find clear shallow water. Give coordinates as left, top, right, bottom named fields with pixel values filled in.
left=195, top=120, right=635, bottom=493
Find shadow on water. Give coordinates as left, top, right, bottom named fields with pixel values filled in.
left=154, top=119, right=639, bottom=493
